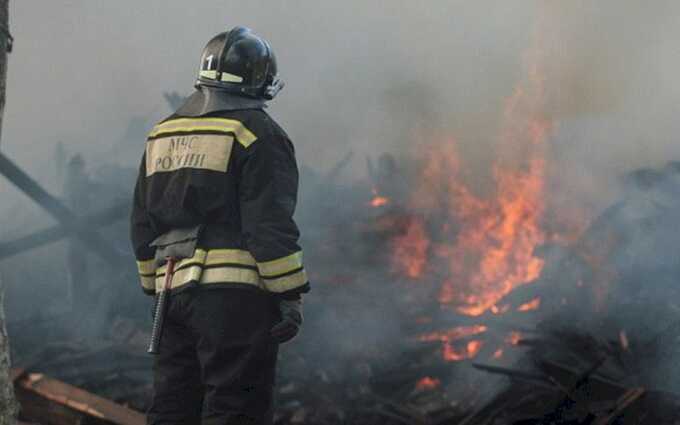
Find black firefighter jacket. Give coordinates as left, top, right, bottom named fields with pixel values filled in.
left=130, top=109, right=309, bottom=297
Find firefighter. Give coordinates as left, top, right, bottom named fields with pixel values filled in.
left=130, top=26, right=309, bottom=425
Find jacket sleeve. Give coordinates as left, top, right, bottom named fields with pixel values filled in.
left=239, top=129, right=310, bottom=295
left=129, top=153, right=157, bottom=295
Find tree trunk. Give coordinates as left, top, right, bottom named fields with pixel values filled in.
left=0, top=0, right=19, bottom=423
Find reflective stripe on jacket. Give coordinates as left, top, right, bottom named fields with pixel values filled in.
left=130, top=109, right=309, bottom=296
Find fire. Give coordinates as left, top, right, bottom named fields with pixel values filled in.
left=418, top=325, right=488, bottom=343
left=442, top=340, right=484, bottom=362
left=370, top=196, right=390, bottom=208
left=391, top=217, right=429, bottom=279
left=389, top=23, right=551, bottom=319
left=415, top=376, right=441, bottom=391
left=490, top=304, right=511, bottom=315
left=370, top=188, right=391, bottom=208
left=517, top=297, right=541, bottom=312
left=419, top=325, right=487, bottom=362
left=506, top=331, right=523, bottom=346
left=385, top=17, right=573, bottom=364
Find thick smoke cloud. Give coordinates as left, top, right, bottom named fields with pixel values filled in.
left=1, top=0, right=680, bottom=408
left=3, top=1, right=679, bottom=214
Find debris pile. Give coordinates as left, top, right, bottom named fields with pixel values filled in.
left=4, top=154, right=680, bottom=424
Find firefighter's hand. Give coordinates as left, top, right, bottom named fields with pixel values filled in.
left=271, top=299, right=303, bottom=344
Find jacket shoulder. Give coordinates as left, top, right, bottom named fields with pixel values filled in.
left=216, top=110, right=293, bottom=151
left=231, top=109, right=290, bottom=142
left=147, top=111, right=261, bottom=148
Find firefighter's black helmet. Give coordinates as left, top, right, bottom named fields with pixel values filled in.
left=196, top=26, right=284, bottom=100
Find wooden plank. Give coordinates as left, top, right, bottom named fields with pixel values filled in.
left=14, top=370, right=145, bottom=425
left=594, top=388, right=645, bottom=425
left=536, top=358, right=626, bottom=402
left=0, top=152, right=125, bottom=264
left=0, top=201, right=129, bottom=260
left=15, top=384, right=85, bottom=425
left=9, top=367, right=25, bottom=382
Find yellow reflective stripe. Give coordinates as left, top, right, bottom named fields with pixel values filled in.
left=140, top=275, right=155, bottom=291
left=155, top=264, right=203, bottom=292
left=137, top=259, right=155, bottom=276
left=262, top=269, right=308, bottom=293
left=221, top=72, right=244, bottom=83
left=178, top=248, right=208, bottom=269
left=199, top=70, right=217, bottom=79
left=156, top=249, right=255, bottom=275
left=205, top=249, right=256, bottom=267
left=148, top=118, right=257, bottom=147
left=201, top=267, right=262, bottom=287
left=155, top=265, right=263, bottom=292
left=144, top=248, right=306, bottom=293
left=257, top=251, right=304, bottom=278
left=155, top=249, right=208, bottom=276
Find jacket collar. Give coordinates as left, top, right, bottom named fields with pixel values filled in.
left=174, top=87, right=267, bottom=117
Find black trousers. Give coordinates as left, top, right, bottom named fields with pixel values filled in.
left=147, top=287, right=279, bottom=425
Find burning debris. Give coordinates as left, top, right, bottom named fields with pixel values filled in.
left=2, top=8, right=680, bottom=425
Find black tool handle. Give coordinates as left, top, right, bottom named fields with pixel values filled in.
left=147, top=258, right=176, bottom=355
left=147, top=290, right=167, bottom=354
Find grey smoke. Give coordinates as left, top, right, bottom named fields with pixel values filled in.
left=2, top=0, right=680, bottom=407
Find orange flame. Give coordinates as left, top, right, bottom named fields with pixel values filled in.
left=442, top=340, right=484, bottom=362
left=390, top=23, right=551, bottom=319
left=370, top=188, right=391, bottom=208
left=392, top=217, right=430, bottom=279
left=370, top=196, right=390, bottom=208
left=507, top=331, right=523, bottom=346
left=419, top=326, right=487, bottom=362
left=491, top=304, right=511, bottom=315
left=418, top=325, right=488, bottom=343
left=415, top=376, right=441, bottom=391
left=517, top=297, right=541, bottom=312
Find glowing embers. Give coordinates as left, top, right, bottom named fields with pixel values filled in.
left=369, top=188, right=391, bottom=208
left=415, top=376, right=441, bottom=391
left=517, top=297, right=541, bottom=312
left=419, top=325, right=487, bottom=362
left=442, top=340, right=484, bottom=362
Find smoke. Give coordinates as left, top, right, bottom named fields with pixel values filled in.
left=2, top=0, right=680, bottom=411
left=4, top=1, right=679, bottom=197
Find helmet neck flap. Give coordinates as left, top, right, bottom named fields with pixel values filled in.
left=175, top=86, right=267, bottom=117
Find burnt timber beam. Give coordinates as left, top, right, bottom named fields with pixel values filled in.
left=11, top=368, right=145, bottom=425
left=0, top=201, right=129, bottom=260
left=0, top=152, right=124, bottom=263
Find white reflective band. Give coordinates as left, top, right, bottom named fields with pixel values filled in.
left=156, top=249, right=208, bottom=276
left=155, top=265, right=262, bottom=292
left=221, top=72, right=244, bottom=83
left=155, top=264, right=203, bottom=293
left=205, top=249, right=256, bottom=267
left=199, top=70, right=218, bottom=79
left=257, top=251, right=304, bottom=278
left=201, top=267, right=262, bottom=287
left=262, top=269, right=308, bottom=293
left=148, top=118, right=257, bottom=148
left=137, top=259, right=155, bottom=276
left=140, top=275, right=155, bottom=291
left=140, top=248, right=306, bottom=294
